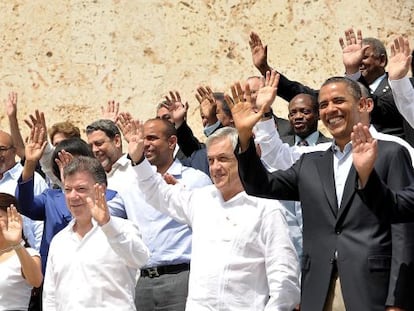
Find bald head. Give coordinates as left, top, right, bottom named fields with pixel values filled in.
left=0, top=131, right=16, bottom=175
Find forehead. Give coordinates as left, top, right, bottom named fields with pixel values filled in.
left=64, top=171, right=95, bottom=187
left=319, top=82, right=349, bottom=100
left=156, top=106, right=170, bottom=117
left=207, top=137, right=234, bottom=156
left=289, top=95, right=314, bottom=110
left=0, top=132, right=12, bottom=146
left=246, top=78, right=263, bottom=91
left=144, top=120, right=166, bottom=135
left=87, top=130, right=110, bottom=141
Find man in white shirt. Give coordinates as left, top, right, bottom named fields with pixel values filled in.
left=43, top=156, right=149, bottom=311
left=123, top=123, right=300, bottom=310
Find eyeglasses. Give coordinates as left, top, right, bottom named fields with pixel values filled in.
left=0, top=146, right=14, bottom=154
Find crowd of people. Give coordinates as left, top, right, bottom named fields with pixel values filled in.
left=0, top=27, right=413, bottom=311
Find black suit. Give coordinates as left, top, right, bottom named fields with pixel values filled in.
left=276, top=72, right=414, bottom=146
left=236, top=138, right=414, bottom=310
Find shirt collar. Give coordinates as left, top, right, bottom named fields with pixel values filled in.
left=166, top=159, right=184, bottom=177
left=2, top=162, right=22, bottom=180
left=369, top=73, right=387, bottom=93
left=295, top=131, right=320, bottom=146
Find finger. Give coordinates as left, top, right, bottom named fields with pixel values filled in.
left=394, top=37, right=401, bottom=52
left=230, top=84, right=238, bottom=103
left=339, top=38, right=345, bottom=49
left=224, top=94, right=234, bottom=109
left=244, top=83, right=251, bottom=104
left=356, top=29, right=362, bottom=44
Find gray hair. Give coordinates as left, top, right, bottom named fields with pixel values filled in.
left=362, top=37, right=388, bottom=66
left=64, top=156, right=107, bottom=186
left=86, top=119, right=120, bottom=139
left=205, top=126, right=239, bottom=150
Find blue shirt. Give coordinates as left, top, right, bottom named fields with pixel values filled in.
left=16, top=176, right=126, bottom=273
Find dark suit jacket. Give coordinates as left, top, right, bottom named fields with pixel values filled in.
left=236, top=138, right=414, bottom=310
left=276, top=72, right=414, bottom=146
left=280, top=131, right=331, bottom=146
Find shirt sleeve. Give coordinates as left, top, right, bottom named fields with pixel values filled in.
left=253, top=118, right=302, bottom=171
left=133, top=158, right=196, bottom=226
left=100, top=217, right=150, bottom=269
left=389, top=77, right=414, bottom=128
left=262, top=204, right=301, bottom=310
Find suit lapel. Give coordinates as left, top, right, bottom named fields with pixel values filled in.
left=315, top=149, right=338, bottom=217
left=336, top=166, right=357, bottom=223
left=373, top=75, right=391, bottom=96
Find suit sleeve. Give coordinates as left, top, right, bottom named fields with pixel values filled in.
left=236, top=137, right=300, bottom=201
left=379, top=143, right=414, bottom=309
left=176, top=120, right=204, bottom=157
left=277, top=72, right=319, bottom=103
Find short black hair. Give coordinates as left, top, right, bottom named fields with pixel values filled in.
left=86, top=119, right=121, bottom=139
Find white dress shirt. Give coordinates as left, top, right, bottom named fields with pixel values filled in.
left=43, top=217, right=149, bottom=311
left=133, top=159, right=300, bottom=311
left=389, top=77, right=414, bottom=128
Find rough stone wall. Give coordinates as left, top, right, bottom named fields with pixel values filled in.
left=0, top=0, right=413, bottom=142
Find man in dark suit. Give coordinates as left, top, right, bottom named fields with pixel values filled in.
left=281, top=93, right=331, bottom=146
left=229, top=75, right=414, bottom=310
left=249, top=30, right=414, bottom=146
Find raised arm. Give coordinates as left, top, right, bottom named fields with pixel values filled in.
left=339, top=28, right=369, bottom=75
left=22, top=111, right=48, bottom=182
left=196, top=85, right=219, bottom=131
left=227, top=71, right=280, bottom=151
left=5, top=92, right=25, bottom=159
left=388, top=36, right=414, bottom=128
left=0, top=205, right=43, bottom=287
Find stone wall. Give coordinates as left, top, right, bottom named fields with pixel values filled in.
left=0, top=0, right=413, bottom=142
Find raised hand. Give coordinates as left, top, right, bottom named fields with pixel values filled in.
left=249, top=31, right=271, bottom=75
left=339, top=28, right=369, bottom=74
left=55, top=150, right=74, bottom=184
left=101, top=100, right=120, bottom=122
left=25, top=111, right=48, bottom=163
left=195, top=86, right=218, bottom=126
left=351, top=123, right=377, bottom=187
left=255, top=70, right=280, bottom=111
left=5, top=92, right=18, bottom=118
left=117, top=112, right=135, bottom=143
left=87, top=184, right=110, bottom=226
left=117, top=114, right=145, bottom=163
left=388, top=36, right=412, bottom=80
left=24, top=110, right=48, bottom=142
left=0, top=205, right=23, bottom=246
left=165, top=91, right=188, bottom=127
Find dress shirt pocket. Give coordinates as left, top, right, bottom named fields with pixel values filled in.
left=367, top=255, right=391, bottom=272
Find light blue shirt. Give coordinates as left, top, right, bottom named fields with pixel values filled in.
left=137, top=159, right=212, bottom=267
left=294, top=130, right=320, bottom=146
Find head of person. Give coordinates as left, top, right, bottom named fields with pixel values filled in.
left=143, top=118, right=177, bottom=174
left=357, top=82, right=374, bottom=125
left=86, top=119, right=123, bottom=172
left=51, top=138, right=94, bottom=181
left=288, top=94, right=319, bottom=139
left=63, top=156, right=107, bottom=224
left=156, top=101, right=173, bottom=124
left=48, top=121, right=81, bottom=147
left=0, top=131, right=16, bottom=176
left=0, top=193, right=19, bottom=236
left=245, top=76, right=265, bottom=108
left=318, top=77, right=367, bottom=150
left=215, top=92, right=234, bottom=127
left=360, top=38, right=388, bottom=85
left=205, top=127, right=244, bottom=201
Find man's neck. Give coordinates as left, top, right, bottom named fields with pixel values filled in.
left=73, top=220, right=93, bottom=238
left=156, top=158, right=174, bottom=175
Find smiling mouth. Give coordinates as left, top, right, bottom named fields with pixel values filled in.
left=327, top=116, right=343, bottom=126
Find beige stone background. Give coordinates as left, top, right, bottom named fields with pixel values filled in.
left=0, top=0, right=413, bottom=144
